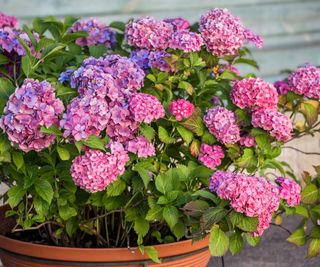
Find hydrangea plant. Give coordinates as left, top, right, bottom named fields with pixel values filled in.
left=0, top=8, right=319, bottom=261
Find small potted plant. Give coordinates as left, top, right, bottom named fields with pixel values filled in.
left=0, top=7, right=319, bottom=267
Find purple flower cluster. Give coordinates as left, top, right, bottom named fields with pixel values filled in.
left=130, top=49, right=150, bottom=70
left=287, top=64, right=320, bottom=99
left=148, top=51, right=175, bottom=72
left=210, top=171, right=280, bottom=236
left=274, top=80, right=290, bottom=95
left=127, top=136, right=155, bottom=158
left=276, top=177, right=301, bottom=207
left=129, top=93, right=165, bottom=123
left=163, top=17, right=190, bottom=31
left=0, top=79, right=64, bottom=152
left=231, top=78, right=278, bottom=109
left=170, top=30, right=203, bottom=52
left=198, top=144, right=224, bottom=169
left=125, top=17, right=173, bottom=50
left=71, top=147, right=129, bottom=193
left=60, top=96, right=109, bottom=141
left=203, top=107, right=240, bottom=144
left=252, top=108, right=292, bottom=142
left=199, top=8, right=263, bottom=57
left=0, top=12, right=18, bottom=28
left=169, top=99, right=195, bottom=121
left=69, top=18, right=116, bottom=48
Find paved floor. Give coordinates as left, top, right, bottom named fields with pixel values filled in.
left=208, top=216, right=320, bottom=267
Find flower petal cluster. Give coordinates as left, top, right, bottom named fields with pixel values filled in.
left=60, top=95, right=109, bottom=141
left=199, top=8, right=263, bottom=56
left=231, top=78, right=278, bottom=109
left=210, top=171, right=280, bottom=236
left=71, top=148, right=129, bottom=193
left=163, top=17, right=190, bottom=31
left=276, top=177, right=301, bottom=206
left=69, top=18, right=116, bottom=47
left=169, top=99, right=194, bottom=121
left=148, top=51, right=175, bottom=72
left=127, top=136, right=155, bottom=158
left=170, top=30, right=203, bottom=52
left=287, top=64, right=320, bottom=98
left=0, top=12, right=18, bottom=28
left=0, top=79, right=64, bottom=152
left=125, top=17, right=173, bottom=50
left=130, top=49, right=151, bottom=70
left=203, top=107, right=240, bottom=144
left=129, top=93, right=165, bottom=123
left=239, top=134, right=256, bottom=147
left=251, top=108, right=292, bottom=142
left=274, top=80, right=290, bottom=95
left=198, top=144, right=224, bottom=169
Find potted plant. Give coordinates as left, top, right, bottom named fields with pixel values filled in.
left=0, top=7, right=319, bottom=267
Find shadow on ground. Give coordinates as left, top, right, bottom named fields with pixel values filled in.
left=208, top=216, right=320, bottom=267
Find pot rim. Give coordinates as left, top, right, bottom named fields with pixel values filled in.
left=0, top=205, right=209, bottom=262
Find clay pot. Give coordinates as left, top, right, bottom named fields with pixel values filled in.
left=0, top=205, right=210, bottom=267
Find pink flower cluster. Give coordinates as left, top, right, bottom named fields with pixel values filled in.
left=60, top=96, right=109, bottom=141
left=125, top=17, right=173, bottom=50
left=170, top=30, right=203, bottom=52
left=169, top=99, right=195, bottom=121
left=203, top=107, right=240, bottom=144
left=71, top=147, right=129, bottom=192
left=199, top=8, right=263, bottom=56
left=69, top=18, right=116, bottom=47
left=287, top=64, right=320, bottom=99
left=163, top=17, right=190, bottom=31
left=198, top=144, right=224, bottom=169
left=276, top=177, right=301, bottom=207
left=252, top=108, right=292, bottom=142
left=210, top=171, right=280, bottom=236
left=239, top=134, right=256, bottom=147
left=274, top=80, right=290, bottom=95
left=0, top=12, right=18, bottom=28
left=231, top=78, right=278, bottom=109
left=127, top=136, right=155, bottom=158
left=0, top=79, right=64, bottom=152
left=129, top=93, right=165, bottom=123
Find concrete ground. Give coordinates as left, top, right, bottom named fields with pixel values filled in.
left=208, top=216, right=320, bottom=267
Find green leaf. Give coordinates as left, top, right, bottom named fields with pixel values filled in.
left=21, top=56, right=33, bottom=77
left=177, top=125, right=193, bottom=144
left=134, top=165, right=151, bottom=188
left=299, top=101, right=319, bottom=127
left=155, top=169, right=179, bottom=194
left=146, top=205, right=163, bottom=221
left=237, top=216, right=259, bottom=232
left=83, top=135, right=106, bottom=151
left=183, top=200, right=209, bottom=217
left=74, top=141, right=83, bottom=153
left=301, top=183, right=318, bottom=204
left=8, top=185, right=25, bottom=208
left=158, top=126, right=175, bottom=144
left=229, top=232, right=244, bottom=255
left=59, top=205, right=77, bottom=221
left=172, top=221, right=185, bottom=240
left=245, top=234, right=261, bottom=247
left=40, top=125, right=62, bottom=136
left=294, top=205, right=309, bottom=218
left=163, top=206, right=179, bottom=229
left=66, top=217, right=78, bottom=237
left=106, top=179, right=126, bottom=196
left=145, top=246, right=161, bottom=263
left=209, top=225, right=229, bottom=256
left=200, top=207, right=228, bottom=230
left=88, top=45, right=107, bottom=58
left=234, top=58, right=259, bottom=70
left=139, top=124, right=155, bottom=141
left=12, top=151, right=24, bottom=170
left=146, top=74, right=156, bottom=83
left=255, top=135, right=271, bottom=153
left=178, top=81, right=193, bottom=95
left=287, top=228, right=307, bottom=246
left=201, top=131, right=216, bottom=145
left=57, top=146, right=70, bottom=161
left=219, top=69, right=237, bottom=80
left=0, top=54, right=9, bottom=65
left=308, top=238, right=320, bottom=257
left=33, top=196, right=49, bottom=216
left=134, top=217, right=149, bottom=237
left=109, top=21, right=126, bottom=32
left=181, top=108, right=204, bottom=136
left=235, top=148, right=258, bottom=172
left=35, top=179, right=54, bottom=204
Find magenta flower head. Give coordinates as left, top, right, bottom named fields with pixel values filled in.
left=0, top=12, right=18, bottom=28
left=199, top=8, right=263, bottom=57
left=203, top=107, right=240, bottom=144
left=276, top=177, right=301, bottom=207
left=127, top=136, right=155, bottom=158
left=231, top=78, right=278, bottom=109
left=148, top=51, right=176, bottom=73
left=170, top=30, right=203, bottom=52
left=198, top=144, right=224, bottom=169
left=274, top=80, right=290, bottom=95
left=60, top=95, right=110, bottom=141
left=71, top=148, right=129, bottom=193
left=125, top=16, right=173, bottom=50
left=240, top=134, right=256, bottom=147
left=163, top=17, right=190, bottom=31
left=69, top=18, right=116, bottom=47
left=287, top=64, right=320, bottom=99
left=210, top=171, right=280, bottom=236
left=169, top=99, right=195, bottom=121
left=0, top=79, right=64, bottom=152
left=129, top=93, right=165, bottom=124
left=251, top=108, right=292, bottom=142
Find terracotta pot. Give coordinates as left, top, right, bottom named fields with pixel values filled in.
left=0, top=205, right=211, bottom=267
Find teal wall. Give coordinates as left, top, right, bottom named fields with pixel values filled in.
left=1, top=0, right=320, bottom=80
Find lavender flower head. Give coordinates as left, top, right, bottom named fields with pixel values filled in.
left=170, top=30, right=203, bottom=52
left=163, top=17, right=190, bottom=31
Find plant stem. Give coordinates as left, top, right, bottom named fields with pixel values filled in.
left=12, top=221, right=63, bottom=233
left=282, top=146, right=320, bottom=156
left=270, top=223, right=292, bottom=235
left=221, top=256, right=225, bottom=267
